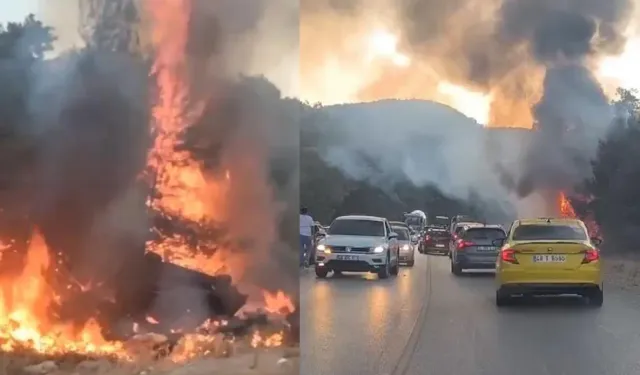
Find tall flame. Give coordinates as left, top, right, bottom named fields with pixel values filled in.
left=143, top=0, right=237, bottom=277
left=558, top=192, right=577, bottom=218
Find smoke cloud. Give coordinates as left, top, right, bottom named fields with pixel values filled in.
left=302, top=0, right=636, bottom=215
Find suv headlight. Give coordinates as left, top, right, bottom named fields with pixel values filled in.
left=373, top=246, right=385, bottom=253
left=317, top=244, right=331, bottom=253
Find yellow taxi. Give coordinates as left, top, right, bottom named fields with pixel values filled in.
left=494, top=217, right=603, bottom=307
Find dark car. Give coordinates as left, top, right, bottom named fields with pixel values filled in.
left=450, top=224, right=506, bottom=275
left=422, top=227, right=451, bottom=255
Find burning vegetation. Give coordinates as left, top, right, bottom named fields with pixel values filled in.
left=0, top=0, right=298, bottom=371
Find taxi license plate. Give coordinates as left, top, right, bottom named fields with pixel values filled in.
left=532, top=254, right=566, bottom=263
left=336, top=255, right=359, bottom=261
left=435, top=244, right=445, bottom=248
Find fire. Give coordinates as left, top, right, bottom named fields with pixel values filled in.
left=142, top=0, right=243, bottom=280
left=558, top=192, right=601, bottom=238
left=0, top=231, right=124, bottom=355
left=262, top=290, right=295, bottom=315
left=558, top=192, right=577, bottom=218
left=143, top=0, right=292, bottom=318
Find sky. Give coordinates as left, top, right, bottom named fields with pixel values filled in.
left=0, top=0, right=39, bottom=23
left=1, top=0, right=637, bottom=110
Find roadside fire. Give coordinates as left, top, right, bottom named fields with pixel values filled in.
left=0, top=0, right=295, bottom=366
left=558, top=192, right=601, bottom=238
left=0, top=232, right=125, bottom=356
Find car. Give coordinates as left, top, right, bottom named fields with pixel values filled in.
left=315, top=215, right=401, bottom=279
left=422, top=227, right=451, bottom=254
left=450, top=224, right=506, bottom=275
left=494, top=217, right=604, bottom=307
left=389, top=221, right=411, bottom=231
left=392, top=225, right=415, bottom=266
left=448, top=221, right=484, bottom=257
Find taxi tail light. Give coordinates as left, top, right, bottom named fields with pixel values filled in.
left=500, top=248, right=518, bottom=264
left=582, top=248, right=599, bottom=264
left=456, top=240, right=474, bottom=250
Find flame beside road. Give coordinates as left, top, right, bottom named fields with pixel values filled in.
left=0, top=232, right=125, bottom=356
left=0, top=0, right=294, bottom=360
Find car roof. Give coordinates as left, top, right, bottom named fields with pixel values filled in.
left=516, top=217, right=584, bottom=226
left=334, top=215, right=385, bottom=222
left=456, top=221, right=483, bottom=227
left=389, top=221, right=408, bottom=226
left=464, top=224, right=505, bottom=230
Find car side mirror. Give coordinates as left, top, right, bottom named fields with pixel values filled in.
left=492, top=238, right=506, bottom=247
left=590, top=237, right=603, bottom=246
left=389, top=232, right=398, bottom=239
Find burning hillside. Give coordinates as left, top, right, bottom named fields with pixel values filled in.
left=0, top=0, right=297, bottom=369
left=300, top=0, right=637, bottom=225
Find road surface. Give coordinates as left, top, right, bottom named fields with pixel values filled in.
left=300, top=254, right=640, bottom=375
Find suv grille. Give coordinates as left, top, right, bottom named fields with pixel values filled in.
left=331, top=246, right=371, bottom=253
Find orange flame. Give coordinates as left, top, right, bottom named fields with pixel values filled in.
left=262, top=290, right=295, bottom=315
left=558, top=192, right=577, bottom=218
left=0, top=231, right=125, bottom=355
left=558, top=192, right=601, bottom=238
left=143, top=0, right=243, bottom=280
left=143, top=0, right=292, bottom=312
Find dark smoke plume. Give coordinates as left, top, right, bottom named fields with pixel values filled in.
left=301, top=0, right=635, bottom=214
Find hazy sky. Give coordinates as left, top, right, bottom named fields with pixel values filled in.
left=0, top=0, right=39, bottom=24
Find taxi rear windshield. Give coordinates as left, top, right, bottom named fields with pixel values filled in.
left=463, top=228, right=505, bottom=241
left=512, top=224, right=587, bottom=241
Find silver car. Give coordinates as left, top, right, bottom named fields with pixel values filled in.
left=392, top=225, right=415, bottom=267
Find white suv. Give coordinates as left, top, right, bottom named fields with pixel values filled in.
left=314, top=215, right=400, bottom=279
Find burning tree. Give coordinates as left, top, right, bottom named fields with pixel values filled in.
left=0, top=2, right=297, bottom=362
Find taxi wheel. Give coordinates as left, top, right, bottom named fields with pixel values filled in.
left=588, top=288, right=603, bottom=307
left=496, top=291, right=510, bottom=307
left=315, top=267, right=329, bottom=278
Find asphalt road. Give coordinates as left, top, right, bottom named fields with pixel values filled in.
left=300, top=253, right=640, bottom=375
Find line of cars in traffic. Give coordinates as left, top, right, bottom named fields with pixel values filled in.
left=420, top=215, right=604, bottom=307
left=313, top=213, right=605, bottom=308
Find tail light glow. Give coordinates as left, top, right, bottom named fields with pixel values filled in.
left=456, top=240, right=474, bottom=250
left=582, top=248, right=600, bottom=263
left=500, top=248, right=518, bottom=264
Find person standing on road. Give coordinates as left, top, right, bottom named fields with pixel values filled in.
left=300, top=207, right=314, bottom=268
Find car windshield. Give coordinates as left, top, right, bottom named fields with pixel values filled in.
left=329, top=219, right=385, bottom=237
left=454, top=225, right=467, bottom=236
left=430, top=216, right=449, bottom=227
left=512, top=224, right=587, bottom=241
left=392, top=227, right=410, bottom=240
left=463, top=228, right=505, bottom=241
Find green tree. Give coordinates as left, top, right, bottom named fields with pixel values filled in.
left=580, top=89, right=640, bottom=251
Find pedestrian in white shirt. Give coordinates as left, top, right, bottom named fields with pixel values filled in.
left=300, top=207, right=314, bottom=268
